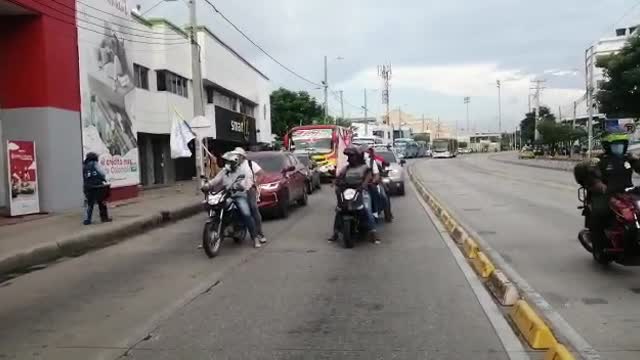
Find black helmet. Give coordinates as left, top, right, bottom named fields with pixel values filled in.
left=84, top=152, right=99, bottom=163
left=343, top=146, right=361, bottom=157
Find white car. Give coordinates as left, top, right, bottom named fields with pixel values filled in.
left=376, top=150, right=406, bottom=196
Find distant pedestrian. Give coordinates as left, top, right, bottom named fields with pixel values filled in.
left=83, top=152, right=112, bottom=225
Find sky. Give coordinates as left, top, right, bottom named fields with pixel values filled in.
left=139, top=0, right=640, bottom=133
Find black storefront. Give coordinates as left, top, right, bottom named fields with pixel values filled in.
left=211, top=105, right=257, bottom=155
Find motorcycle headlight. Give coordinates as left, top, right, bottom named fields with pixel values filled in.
left=259, top=181, right=280, bottom=191
left=207, top=192, right=224, bottom=205
left=343, top=188, right=357, bottom=200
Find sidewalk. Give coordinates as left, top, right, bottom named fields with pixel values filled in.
left=0, top=181, right=203, bottom=275
left=490, top=152, right=579, bottom=172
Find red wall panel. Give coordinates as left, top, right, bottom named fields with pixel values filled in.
left=0, top=0, right=80, bottom=111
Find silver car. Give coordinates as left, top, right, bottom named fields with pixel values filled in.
left=376, top=150, right=406, bottom=196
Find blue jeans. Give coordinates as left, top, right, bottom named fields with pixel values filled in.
left=233, top=196, right=258, bottom=240
left=247, top=188, right=263, bottom=237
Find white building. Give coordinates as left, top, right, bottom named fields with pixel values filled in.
left=129, top=14, right=272, bottom=187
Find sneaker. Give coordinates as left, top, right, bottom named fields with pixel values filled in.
left=101, top=218, right=113, bottom=223
left=83, top=220, right=91, bottom=226
left=258, top=236, right=267, bottom=244
left=367, top=231, right=380, bottom=244
left=253, top=239, right=262, bottom=248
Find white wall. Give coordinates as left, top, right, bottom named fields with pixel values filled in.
left=128, top=19, right=271, bottom=142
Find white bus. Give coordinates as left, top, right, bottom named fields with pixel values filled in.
left=432, top=138, right=458, bottom=158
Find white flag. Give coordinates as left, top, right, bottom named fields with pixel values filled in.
left=170, top=110, right=196, bottom=159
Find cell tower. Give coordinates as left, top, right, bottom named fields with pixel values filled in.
left=378, top=64, right=392, bottom=125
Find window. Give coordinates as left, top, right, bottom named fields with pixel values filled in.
left=156, top=70, right=189, bottom=98
left=206, top=87, right=214, bottom=104
left=213, top=90, right=235, bottom=110
left=133, top=64, right=149, bottom=90
left=239, top=101, right=255, bottom=117
left=616, top=28, right=626, bottom=36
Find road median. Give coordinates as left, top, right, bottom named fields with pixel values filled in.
left=408, top=165, right=588, bottom=360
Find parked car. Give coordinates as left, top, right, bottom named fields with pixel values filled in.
left=295, top=154, right=321, bottom=194
left=247, top=151, right=308, bottom=218
left=377, top=149, right=406, bottom=195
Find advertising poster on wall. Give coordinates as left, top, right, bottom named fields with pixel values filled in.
left=77, top=0, right=139, bottom=188
left=6, top=140, right=40, bottom=216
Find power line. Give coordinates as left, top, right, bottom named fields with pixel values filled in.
left=202, top=0, right=321, bottom=87
left=329, top=89, right=361, bottom=112
left=46, top=0, right=187, bottom=39
left=5, top=0, right=188, bottom=46
left=141, top=0, right=167, bottom=16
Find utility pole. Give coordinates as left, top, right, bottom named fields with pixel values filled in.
left=464, top=97, right=470, bottom=134
left=497, top=80, right=502, bottom=132
left=531, top=79, right=546, bottom=142
left=363, top=88, right=368, bottom=136
left=585, top=46, right=595, bottom=158
left=339, top=90, right=344, bottom=126
left=323, top=55, right=328, bottom=123
left=378, top=64, right=392, bottom=128
left=189, top=0, right=205, bottom=180
left=422, top=114, right=425, bottom=133
left=572, top=101, right=577, bottom=128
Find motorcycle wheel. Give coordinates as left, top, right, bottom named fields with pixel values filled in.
left=202, top=221, right=222, bottom=258
left=342, top=218, right=354, bottom=249
left=578, top=229, right=593, bottom=253
left=591, top=236, right=613, bottom=266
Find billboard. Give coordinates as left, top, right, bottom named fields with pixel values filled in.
left=7, top=140, right=40, bottom=216
left=77, top=0, right=139, bottom=188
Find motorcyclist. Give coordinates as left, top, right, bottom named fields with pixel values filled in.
left=229, top=147, right=267, bottom=245
left=575, top=126, right=640, bottom=253
left=329, top=146, right=379, bottom=244
left=202, top=152, right=262, bottom=248
left=363, top=145, right=393, bottom=222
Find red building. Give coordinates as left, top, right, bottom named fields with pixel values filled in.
left=0, top=0, right=84, bottom=212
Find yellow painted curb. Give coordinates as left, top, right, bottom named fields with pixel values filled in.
left=543, top=343, right=575, bottom=360
left=509, top=300, right=556, bottom=349
left=471, top=251, right=495, bottom=278
left=486, top=269, right=519, bottom=306
left=462, top=237, right=479, bottom=259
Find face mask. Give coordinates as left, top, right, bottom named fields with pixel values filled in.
left=610, top=143, right=625, bottom=156
left=224, top=164, right=233, bottom=171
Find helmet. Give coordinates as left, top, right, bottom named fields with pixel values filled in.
left=344, top=146, right=364, bottom=165
left=601, top=123, right=630, bottom=154
left=221, top=152, right=240, bottom=171
left=230, top=147, right=247, bottom=158
left=343, top=146, right=361, bottom=157
left=84, top=152, right=99, bottom=163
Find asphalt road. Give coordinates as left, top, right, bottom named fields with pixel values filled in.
left=0, top=183, right=520, bottom=360
left=413, top=153, right=640, bottom=360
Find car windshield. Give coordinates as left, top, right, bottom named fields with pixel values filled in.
left=292, top=138, right=332, bottom=153
left=295, top=156, right=311, bottom=167
left=249, top=155, right=285, bottom=173
left=377, top=151, right=397, bottom=163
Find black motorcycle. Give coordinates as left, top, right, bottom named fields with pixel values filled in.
left=201, top=176, right=247, bottom=258
left=335, top=183, right=369, bottom=248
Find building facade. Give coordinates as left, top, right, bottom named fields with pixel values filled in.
left=1, top=0, right=271, bottom=213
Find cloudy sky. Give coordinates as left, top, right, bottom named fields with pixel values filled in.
left=139, top=0, right=640, bottom=132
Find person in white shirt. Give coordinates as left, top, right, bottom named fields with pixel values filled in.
left=229, top=147, right=267, bottom=244
left=203, top=152, right=261, bottom=248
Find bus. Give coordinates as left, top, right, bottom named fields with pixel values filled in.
left=283, top=125, right=353, bottom=178
left=432, top=138, right=458, bottom=158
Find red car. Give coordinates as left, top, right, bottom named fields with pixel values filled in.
left=247, top=151, right=308, bottom=218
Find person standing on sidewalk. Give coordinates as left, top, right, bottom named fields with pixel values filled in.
left=83, top=152, right=112, bottom=225
left=230, top=147, right=267, bottom=244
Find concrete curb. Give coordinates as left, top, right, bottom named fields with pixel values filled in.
left=0, top=202, right=202, bottom=275
left=490, top=155, right=575, bottom=172
left=408, top=166, right=589, bottom=360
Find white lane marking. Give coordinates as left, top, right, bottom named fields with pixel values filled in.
left=411, top=182, right=531, bottom=360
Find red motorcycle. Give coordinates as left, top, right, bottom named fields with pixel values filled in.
left=578, top=186, right=640, bottom=265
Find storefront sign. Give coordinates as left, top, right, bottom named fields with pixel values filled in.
left=215, top=106, right=257, bottom=144
left=78, top=0, right=139, bottom=188
left=6, top=140, right=40, bottom=216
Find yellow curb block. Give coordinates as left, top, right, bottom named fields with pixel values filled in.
left=451, top=227, right=467, bottom=244
left=510, top=300, right=556, bottom=349
left=471, top=251, right=496, bottom=278
left=544, top=343, right=575, bottom=360
left=486, top=269, right=519, bottom=306
left=462, top=237, right=480, bottom=259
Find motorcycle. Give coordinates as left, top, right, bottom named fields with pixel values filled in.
left=201, top=175, right=247, bottom=258
left=335, top=183, right=370, bottom=248
left=577, top=186, right=640, bottom=265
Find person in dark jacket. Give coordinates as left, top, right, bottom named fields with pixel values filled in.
left=83, top=152, right=111, bottom=225
left=575, top=128, right=640, bottom=253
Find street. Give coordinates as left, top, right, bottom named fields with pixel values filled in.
left=0, top=182, right=520, bottom=360
left=413, top=153, right=640, bottom=360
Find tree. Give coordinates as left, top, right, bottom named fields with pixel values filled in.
left=519, top=106, right=555, bottom=144
left=270, top=88, right=324, bottom=139
left=596, top=34, right=640, bottom=118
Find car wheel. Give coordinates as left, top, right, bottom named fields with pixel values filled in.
left=277, top=190, right=290, bottom=218
left=298, top=187, right=309, bottom=206
left=306, top=181, right=313, bottom=194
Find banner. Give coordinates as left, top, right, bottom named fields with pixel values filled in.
left=7, top=141, right=40, bottom=216
left=170, top=111, right=196, bottom=159
left=77, top=0, right=139, bottom=188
